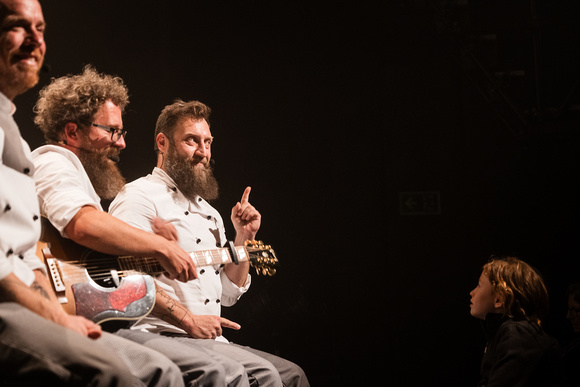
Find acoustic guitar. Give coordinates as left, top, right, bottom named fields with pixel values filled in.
left=39, top=219, right=278, bottom=324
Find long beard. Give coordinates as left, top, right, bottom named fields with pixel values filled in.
left=77, top=145, right=126, bottom=200
left=163, top=146, right=219, bottom=201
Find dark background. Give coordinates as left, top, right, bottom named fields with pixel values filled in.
left=15, top=1, right=580, bottom=385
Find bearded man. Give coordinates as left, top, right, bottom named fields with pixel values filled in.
left=109, top=99, right=310, bottom=387
left=31, top=67, right=255, bottom=387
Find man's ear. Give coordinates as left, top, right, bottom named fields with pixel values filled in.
left=156, top=133, right=168, bottom=154
left=63, top=122, right=81, bottom=145
left=494, top=295, right=504, bottom=310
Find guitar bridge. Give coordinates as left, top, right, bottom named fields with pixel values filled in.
left=45, top=256, right=68, bottom=303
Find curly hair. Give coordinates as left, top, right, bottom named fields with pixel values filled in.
left=154, top=99, right=211, bottom=153
left=483, top=256, right=549, bottom=325
left=34, top=65, right=129, bottom=144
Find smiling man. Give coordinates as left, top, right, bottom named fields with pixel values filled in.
left=0, top=0, right=44, bottom=99
left=0, top=1, right=181, bottom=385
left=110, top=99, right=310, bottom=387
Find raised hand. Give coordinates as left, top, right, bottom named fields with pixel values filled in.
left=231, top=186, right=261, bottom=243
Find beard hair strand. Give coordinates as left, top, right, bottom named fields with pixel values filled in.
left=163, top=146, right=219, bottom=201
left=77, top=146, right=126, bottom=200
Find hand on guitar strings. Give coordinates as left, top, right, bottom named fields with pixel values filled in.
left=151, top=217, right=197, bottom=282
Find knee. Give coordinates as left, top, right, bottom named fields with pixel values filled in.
left=225, top=360, right=247, bottom=386
left=93, top=362, right=136, bottom=387
left=249, top=360, right=282, bottom=387
left=185, top=360, right=228, bottom=386
left=282, top=363, right=310, bottom=387
left=204, top=361, right=228, bottom=384
left=156, top=360, right=185, bottom=387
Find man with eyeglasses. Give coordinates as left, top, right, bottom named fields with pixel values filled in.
left=0, top=1, right=184, bottom=385
left=31, top=65, right=250, bottom=386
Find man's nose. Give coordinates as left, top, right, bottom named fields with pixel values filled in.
left=195, top=144, right=207, bottom=158
left=26, top=28, right=44, bottom=48
left=113, top=135, right=126, bottom=149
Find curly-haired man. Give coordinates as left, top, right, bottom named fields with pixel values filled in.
left=32, top=66, right=252, bottom=386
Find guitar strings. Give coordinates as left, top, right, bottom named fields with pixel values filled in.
left=59, top=247, right=253, bottom=282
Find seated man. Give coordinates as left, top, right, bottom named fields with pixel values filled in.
left=32, top=66, right=250, bottom=386
left=110, top=99, right=310, bottom=387
left=0, top=0, right=181, bottom=385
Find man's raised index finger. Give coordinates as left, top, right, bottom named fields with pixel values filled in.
left=241, top=186, right=251, bottom=204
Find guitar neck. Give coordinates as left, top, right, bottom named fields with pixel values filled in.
left=118, top=246, right=249, bottom=275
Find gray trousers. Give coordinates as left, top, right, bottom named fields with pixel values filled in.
left=133, top=332, right=310, bottom=387
left=0, top=302, right=182, bottom=386
left=226, top=342, right=310, bottom=387
left=116, top=328, right=248, bottom=387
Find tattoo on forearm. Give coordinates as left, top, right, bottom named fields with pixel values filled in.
left=0, top=278, right=50, bottom=302
left=154, top=287, right=191, bottom=326
left=31, top=281, right=51, bottom=300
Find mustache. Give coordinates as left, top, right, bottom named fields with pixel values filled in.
left=78, top=145, right=122, bottom=163
left=188, top=156, right=213, bottom=168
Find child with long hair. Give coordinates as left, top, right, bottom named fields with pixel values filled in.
left=469, top=256, right=564, bottom=386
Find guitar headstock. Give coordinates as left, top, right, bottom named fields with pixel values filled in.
left=245, top=240, right=278, bottom=276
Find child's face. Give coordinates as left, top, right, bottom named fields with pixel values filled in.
left=469, top=272, right=503, bottom=320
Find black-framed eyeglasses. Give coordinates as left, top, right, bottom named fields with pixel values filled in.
left=84, top=122, right=127, bottom=142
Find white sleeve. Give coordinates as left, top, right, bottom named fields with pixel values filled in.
left=219, top=270, right=251, bottom=307
left=32, top=150, right=100, bottom=236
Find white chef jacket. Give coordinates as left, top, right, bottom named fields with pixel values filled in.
left=109, top=167, right=251, bottom=338
left=0, top=92, right=45, bottom=284
left=31, top=145, right=103, bottom=237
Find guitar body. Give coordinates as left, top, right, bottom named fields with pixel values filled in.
left=41, top=245, right=156, bottom=324
left=72, top=273, right=155, bottom=324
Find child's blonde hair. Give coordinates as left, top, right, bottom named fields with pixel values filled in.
left=483, top=256, right=549, bottom=325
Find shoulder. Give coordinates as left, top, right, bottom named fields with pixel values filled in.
left=497, top=319, right=540, bottom=338
left=31, top=145, right=78, bottom=168
left=497, top=319, right=559, bottom=350
left=111, top=174, right=163, bottom=211
left=120, top=174, right=164, bottom=196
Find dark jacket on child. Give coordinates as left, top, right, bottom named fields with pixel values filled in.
left=478, top=313, right=566, bottom=387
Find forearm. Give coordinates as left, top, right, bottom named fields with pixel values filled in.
left=151, top=284, right=194, bottom=331
left=224, top=261, right=250, bottom=287
left=234, top=231, right=256, bottom=248
left=65, top=206, right=168, bottom=258
left=65, top=206, right=197, bottom=283
left=151, top=284, right=240, bottom=339
left=0, top=271, right=68, bottom=325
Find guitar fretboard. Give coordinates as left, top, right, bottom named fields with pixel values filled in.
left=117, top=246, right=249, bottom=275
